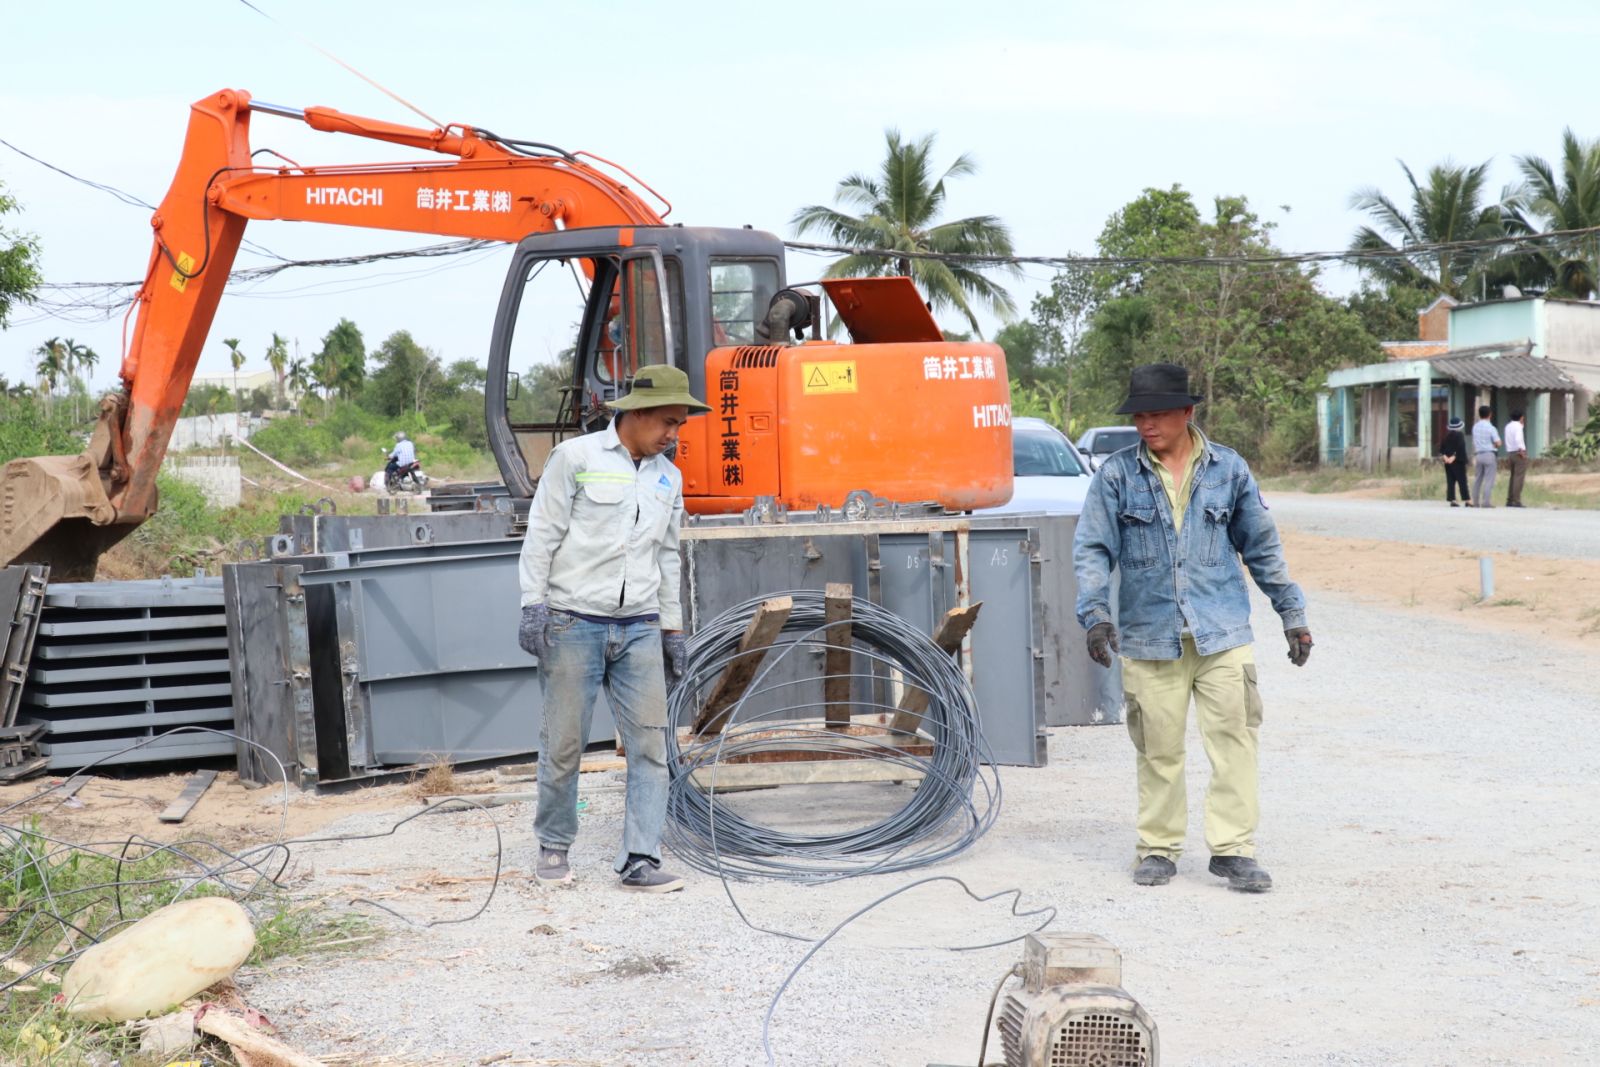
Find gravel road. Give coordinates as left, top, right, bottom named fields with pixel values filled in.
left=242, top=584, right=1600, bottom=1066
left=1267, top=492, right=1600, bottom=559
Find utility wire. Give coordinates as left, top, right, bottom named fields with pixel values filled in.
left=784, top=223, right=1600, bottom=271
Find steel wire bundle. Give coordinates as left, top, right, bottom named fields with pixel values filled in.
left=665, top=591, right=1002, bottom=882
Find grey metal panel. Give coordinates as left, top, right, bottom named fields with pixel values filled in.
left=35, top=635, right=231, bottom=659
left=225, top=562, right=316, bottom=788
left=963, top=527, right=1047, bottom=766
left=290, top=550, right=613, bottom=780
left=29, top=659, right=230, bottom=686
left=28, top=705, right=233, bottom=735
left=278, top=512, right=518, bottom=555
left=966, top=512, right=1125, bottom=726
left=36, top=614, right=226, bottom=637
left=1, top=564, right=48, bottom=728
left=43, top=577, right=225, bottom=609
left=23, top=682, right=233, bottom=708
left=35, top=734, right=236, bottom=769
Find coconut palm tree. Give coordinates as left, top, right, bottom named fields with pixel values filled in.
left=61, top=338, right=96, bottom=422
left=1348, top=160, right=1512, bottom=300
left=223, top=337, right=245, bottom=411
left=33, top=337, right=65, bottom=413
left=266, top=332, right=289, bottom=409
left=791, top=129, right=1019, bottom=336
left=286, top=356, right=311, bottom=410
left=1513, top=129, right=1600, bottom=299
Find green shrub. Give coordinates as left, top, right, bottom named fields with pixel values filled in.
left=0, top=396, right=82, bottom=465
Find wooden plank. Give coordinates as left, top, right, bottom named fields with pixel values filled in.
left=690, top=759, right=925, bottom=791
left=823, top=583, right=853, bottom=730
left=674, top=723, right=931, bottom=765
left=157, top=769, right=218, bottom=824
left=890, top=603, right=983, bottom=735
left=692, top=596, right=793, bottom=735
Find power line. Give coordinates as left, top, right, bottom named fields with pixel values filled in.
left=782, top=224, right=1600, bottom=272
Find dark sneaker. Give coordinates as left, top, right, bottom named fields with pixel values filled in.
left=535, top=847, right=572, bottom=885
left=1132, top=855, right=1176, bottom=886
left=619, top=858, right=684, bottom=894
left=1209, top=855, right=1272, bottom=892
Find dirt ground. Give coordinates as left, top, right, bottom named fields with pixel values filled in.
left=6, top=501, right=1598, bottom=1064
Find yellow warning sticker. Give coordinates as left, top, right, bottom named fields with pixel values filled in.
left=801, top=361, right=858, bottom=395
left=168, top=252, right=196, bottom=293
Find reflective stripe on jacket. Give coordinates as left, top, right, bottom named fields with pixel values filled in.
left=518, top=418, right=684, bottom=630
left=1072, top=429, right=1307, bottom=659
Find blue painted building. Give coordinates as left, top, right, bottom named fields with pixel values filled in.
left=1319, top=295, right=1591, bottom=469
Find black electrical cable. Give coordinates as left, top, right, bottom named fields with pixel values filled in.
left=665, top=591, right=1001, bottom=883
left=976, top=964, right=1023, bottom=1067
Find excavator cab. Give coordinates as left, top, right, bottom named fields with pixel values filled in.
left=486, top=224, right=1014, bottom=515
left=486, top=225, right=784, bottom=497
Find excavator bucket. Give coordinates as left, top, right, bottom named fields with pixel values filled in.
left=0, top=453, right=132, bottom=582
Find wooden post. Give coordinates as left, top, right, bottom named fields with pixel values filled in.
left=823, top=583, right=853, bottom=730
left=692, top=596, right=793, bottom=736
left=890, top=603, right=982, bottom=736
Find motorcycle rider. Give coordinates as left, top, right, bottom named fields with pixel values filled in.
left=387, top=431, right=418, bottom=482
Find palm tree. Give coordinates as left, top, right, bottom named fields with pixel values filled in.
left=62, top=338, right=96, bottom=422
left=1514, top=129, right=1600, bottom=299
left=286, top=356, right=311, bottom=410
left=223, top=337, right=245, bottom=411
left=791, top=129, right=1019, bottom=336
left=33, top=337, right=65, bottom=414
left=266, top=332, right=289, bottom=409
left=1349, top=160, right=1511, bottom=300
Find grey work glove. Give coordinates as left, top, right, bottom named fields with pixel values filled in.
left=1285, top=626, right=1313, bottom=667
left=1086, top=622, right=1120, bottom=669
left=519, top=603, right=551, bottom=657
left=662, top=630, right=687, bottom=682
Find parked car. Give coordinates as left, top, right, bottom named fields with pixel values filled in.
left=978, top=416, right=1093, bottom=516
left=1076, top=425, right=1141, bottom=470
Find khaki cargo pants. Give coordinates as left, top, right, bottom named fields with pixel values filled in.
left=1120, top=636, right=1263, bottom=861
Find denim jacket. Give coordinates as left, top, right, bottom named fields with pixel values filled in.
left=1072, top=431, right=1307, bottom=659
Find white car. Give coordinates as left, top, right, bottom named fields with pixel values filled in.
left=1076, top=425, right=1141, bottom=470
left=979, top=416, right=1094, bottom=516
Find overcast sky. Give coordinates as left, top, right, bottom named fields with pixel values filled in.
left=2, top=1, right=1593, bottom=389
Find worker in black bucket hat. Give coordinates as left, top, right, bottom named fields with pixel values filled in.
left=1440, top=415, right=1471, bottom=507
left=1072, top=363, right=1312, bottom=892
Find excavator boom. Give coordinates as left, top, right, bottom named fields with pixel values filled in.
left=0, top=88, right=663, bottom=579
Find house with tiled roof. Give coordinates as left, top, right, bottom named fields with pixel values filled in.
left=1317, top=292, right=1592, bottom=468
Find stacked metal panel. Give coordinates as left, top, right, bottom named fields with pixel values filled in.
left=20, top=577, right=236, bottom=770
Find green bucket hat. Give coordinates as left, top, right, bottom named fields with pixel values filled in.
left=606, top=364, right=712, bottom=414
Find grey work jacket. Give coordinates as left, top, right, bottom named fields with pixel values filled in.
left=518, top=419, right=685, bottom=630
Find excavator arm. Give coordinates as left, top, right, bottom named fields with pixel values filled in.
left=0, top=88, right=664, bottom=579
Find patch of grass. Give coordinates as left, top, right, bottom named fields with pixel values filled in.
left=408, top=757, right=459, bottom=798
left=0, top=820, right=377, bottom=1062
left=1579, top=607, right=1600, bottom=637
left=1486, top=596, right=1528, bottom=608
left=1517, top=482, right=1600, bottom=510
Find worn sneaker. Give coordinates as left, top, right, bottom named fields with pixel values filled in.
left=535, top=847, right=572, bottom=885
left=1209, top=855, right=1272, bottom=892
left=619, top=857, right=684, bottom=894
left=1132, top=855, right=1176, bottom=886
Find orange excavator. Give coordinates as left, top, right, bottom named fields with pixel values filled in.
left=0, top=89, right=1013, bottom=580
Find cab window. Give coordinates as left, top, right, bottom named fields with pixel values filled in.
left=710, top=260, right=780, bottom=344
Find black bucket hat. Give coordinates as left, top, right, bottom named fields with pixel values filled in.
left=1115, top=363, right=1205, bottom=415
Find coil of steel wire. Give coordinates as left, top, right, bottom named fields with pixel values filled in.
left=664, top=590, right=1001, bottom=882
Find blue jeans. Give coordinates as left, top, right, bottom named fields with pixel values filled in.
left=535, top=612, right=670, bottom=873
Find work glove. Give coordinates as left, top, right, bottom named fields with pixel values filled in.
left=1285, top=626, right=1313, bottom=667
left=662, top=630, right=688, bottom=682
left=518, top=603, right=551, bottom=657
left=1086, top=622, right=1120, bottom=669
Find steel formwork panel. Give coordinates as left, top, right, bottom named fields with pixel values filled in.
left=21, top=578, right=234, bottom=771
left=1, top=564, right=48, bottom=728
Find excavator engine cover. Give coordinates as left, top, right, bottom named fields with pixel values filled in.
left=678, top=342, right=1013, bottom=513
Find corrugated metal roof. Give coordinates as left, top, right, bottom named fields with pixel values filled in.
left=1430, top=352, right=1579, bottom=390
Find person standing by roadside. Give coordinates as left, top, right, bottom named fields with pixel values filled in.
left=1503, top=410, right=1529, bottom=507
left=517, top=364, right=710, bottom=894
left=1073, top=363, right=1312, bottom=893
left=1471, top=405, right=1502, bottom=509
left=1439, top=416, right=1471, bottom=507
